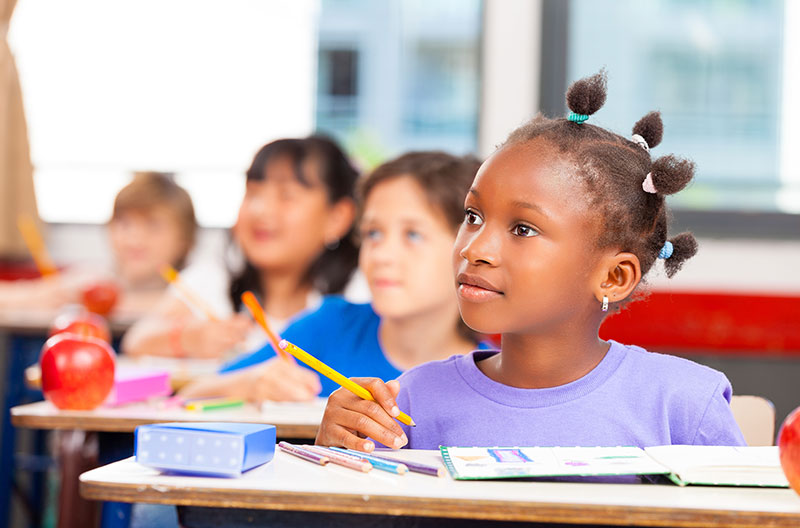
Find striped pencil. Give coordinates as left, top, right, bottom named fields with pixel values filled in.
left=303, top=445, right=372, bottom=473
left=350, top=450, right=444, bottom=477
left=328, top=446, right=407, bottom=475
left=279, top=442, right=329, bottom=466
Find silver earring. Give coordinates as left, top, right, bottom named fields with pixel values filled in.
left=601, top=295, right=609, bottom=312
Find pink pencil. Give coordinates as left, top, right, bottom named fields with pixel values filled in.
left=304, top=445, right=372, bottom=473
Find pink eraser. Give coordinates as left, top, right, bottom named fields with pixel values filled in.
left=104, top=368, right=171, bottom=406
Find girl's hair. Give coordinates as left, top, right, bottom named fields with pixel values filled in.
left=111, top=171, right=197, bottom=269
left=505, top=70, right=698, bottom=283
left=357, top=151, right=482, bottom=343
left=229, top=135, right=360, bottom=311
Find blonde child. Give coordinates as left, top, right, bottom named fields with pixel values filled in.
left=315, top=72, right=746, bottom=451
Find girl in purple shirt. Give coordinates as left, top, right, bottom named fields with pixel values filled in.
left=315, top=71, right=746, bottom=451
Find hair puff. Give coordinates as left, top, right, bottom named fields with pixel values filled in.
left=632, top=111, right=663, bottom=149
left=566, top=70, right=607, bottom=117
left=664, top=232, right=698, bottom=278
left=650, top=155, right=695, bottom=195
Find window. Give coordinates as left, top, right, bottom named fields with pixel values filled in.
left=315, top=0, right=482, bottom=159
left=558, top=0, right=798, bottom=215
left=9, top=0, right=319, bottom=226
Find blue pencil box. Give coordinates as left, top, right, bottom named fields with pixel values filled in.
left=134, top=422, right=276, bottom=477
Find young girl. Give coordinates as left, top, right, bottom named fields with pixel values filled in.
left=122, top=136, right=360, bottom=359
left=316, top=72, right=746, bottom=451
left=179, top=151, right=486, bottom=402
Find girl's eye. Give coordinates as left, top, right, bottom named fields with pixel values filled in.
left=465, top=209, right=483, bottom=226
left=406, top=230, right=422, bottom=243
left=512, top=224, right=539, bottom=238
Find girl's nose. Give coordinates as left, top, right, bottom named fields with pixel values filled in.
left=458, top=227, right=499, bottom=266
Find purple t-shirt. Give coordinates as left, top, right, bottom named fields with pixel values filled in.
left=395, top=340, right=745, bottom=449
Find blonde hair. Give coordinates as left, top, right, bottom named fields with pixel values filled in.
left=111, top=172, right=197, bottom=268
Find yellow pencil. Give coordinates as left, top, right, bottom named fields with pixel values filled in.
left=16, top=213, right=59, bottom=277
left=278, top=339, right=415, bottom=427
left=160, top=265, right=219, bottom=321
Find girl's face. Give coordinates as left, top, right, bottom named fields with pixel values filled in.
left=235, top=156, right=352, bottom=274
left=109, top=206, right=186, bottom=284
left=453, top=139, right=602, bottom=335
left=359, top=176, right=458, bottom=320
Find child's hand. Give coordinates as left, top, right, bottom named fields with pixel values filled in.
left=315, top=377, right=408, bottom=452
left=181, top=314, right=251, bottom=358
left=246, top=357, right=322, bottom=402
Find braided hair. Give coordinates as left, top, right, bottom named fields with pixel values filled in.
left=505, top=70, right=698, bottom=281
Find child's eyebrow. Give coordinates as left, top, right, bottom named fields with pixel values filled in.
left=510, top=200, right=551, bottom=221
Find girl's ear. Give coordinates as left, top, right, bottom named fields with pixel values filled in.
left=325, top=197, right=357, bottom=244
left=593, top=251, right=642, bottom=306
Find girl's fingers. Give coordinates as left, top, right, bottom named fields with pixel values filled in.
left=355, top=377, right=400, bottom=418
left=318, top=423, right=372, bottom=452
left=332, top=408, right=405, bottom=450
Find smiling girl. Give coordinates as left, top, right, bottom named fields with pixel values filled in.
left=122, top=136, right=359, bottom=359
left=315, top=72, right=745, bottom=451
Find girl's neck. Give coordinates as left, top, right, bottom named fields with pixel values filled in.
left=379, top=304, right=475, bottom=371
left=484, top=320, right=609, bottom=389
left=259, top=268, right=313, bottom=320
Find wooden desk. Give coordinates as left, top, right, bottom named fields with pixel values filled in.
left=0, top=308, right=135, bottom=336
left=79, top=451, right=800, bottom=527
left=11, top=399, right=326, bottom=439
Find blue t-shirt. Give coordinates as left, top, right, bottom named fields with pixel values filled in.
left=221, top=296, right=401, bottom=397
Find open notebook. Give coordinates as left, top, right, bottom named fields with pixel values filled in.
left=439, top=445, right=789, bottom=487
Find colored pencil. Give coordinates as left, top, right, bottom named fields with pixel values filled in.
left=160, top=265, right=219, bottom=321
left=240, top=291, right=292, bottom=363
left=16, top=213, right=59, bottom=277
left=328, top=447, right=408, bottom=475
left=279, top=442, right=329, bottom=466
left=349, top=450, right=444, bottom=477
left=278, top=339, right=415, bottom=428
left=184, top=397, right=244, bottom=411
left=303, top=445, right=372, bottom=473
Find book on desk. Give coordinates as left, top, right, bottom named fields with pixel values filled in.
left=440, top=445, right=790, bottom=487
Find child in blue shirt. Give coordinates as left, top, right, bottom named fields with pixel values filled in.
left=315, top=71, right=746, bottom=451
left=180, top=151, right=488, bottom=401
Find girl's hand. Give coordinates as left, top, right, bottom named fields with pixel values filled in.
left=315, top=377, right=408, bottom=452
left=246, top=357, right=322, bottom=402
left=180, top=314, right=251, bottom=358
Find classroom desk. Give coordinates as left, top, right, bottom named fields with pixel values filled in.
left=0, top=308, right=136, bottom=336
left=11, top=398, right=326, bottom=439
left=79, top=450, right=800, bottom=528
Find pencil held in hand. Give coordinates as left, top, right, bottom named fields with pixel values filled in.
left=17, top=213, right=59, bottom=277
left=278, top=339, right=415, bottom=427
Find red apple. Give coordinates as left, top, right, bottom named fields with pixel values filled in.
left=80, top=280, right=119, bottom=316
left=778, top=406, right=800, bottom=496
left=40, top=333, right=116, bottom=410
left=50, top=309, right=111, bottom=343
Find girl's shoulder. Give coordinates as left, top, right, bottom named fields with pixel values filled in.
left=397, top=350, right=489, bottom=387
left=288, top=296, right=378, bottom=334
left=612, top=340, right=730, bottom=390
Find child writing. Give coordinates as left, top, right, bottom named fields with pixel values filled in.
left=179, top=151, right=487, bottom=402
left=122, top=136, right=360, bottom=359
left=315, top=72, right=746, bottom=451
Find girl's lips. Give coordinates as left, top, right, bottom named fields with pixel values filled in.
left=457, top=283, right=503, bottom=302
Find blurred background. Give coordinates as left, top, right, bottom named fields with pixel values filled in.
left=0, top=1, right=798, bottom=526
left=2, top=0, right=798, bottom=429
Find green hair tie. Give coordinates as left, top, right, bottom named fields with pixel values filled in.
left=568, top=112, right=589, bottom=124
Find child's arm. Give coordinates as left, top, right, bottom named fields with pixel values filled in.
left=121, top=295, right=250, bottom=358
left=179, top=357, right=321, bottom=402
left=315, top=377, right=408, bottom=452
